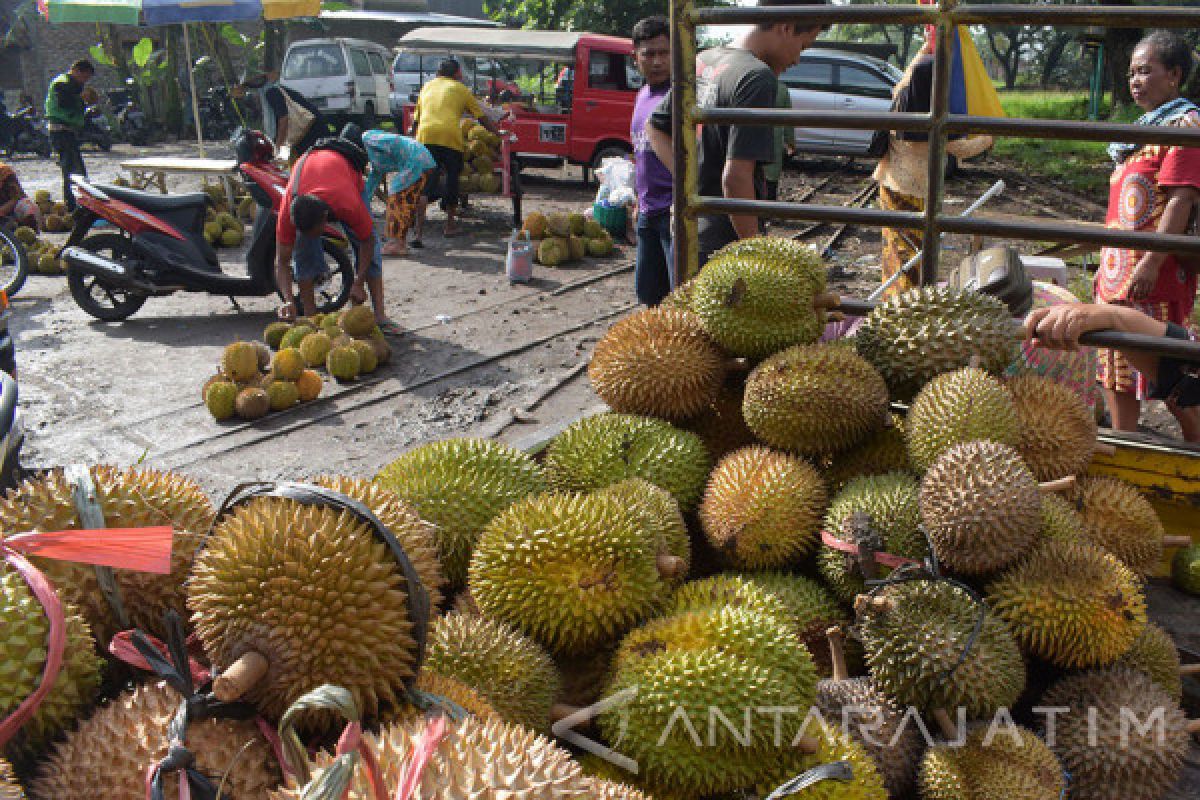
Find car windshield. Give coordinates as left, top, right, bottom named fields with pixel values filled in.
left=283, top=44, right=347, bottom=80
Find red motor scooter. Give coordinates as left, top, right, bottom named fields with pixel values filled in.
left=61, top=130, right=354, bottom=322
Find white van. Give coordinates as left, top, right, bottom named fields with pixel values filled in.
left=281, top=37, right=393, bottom=128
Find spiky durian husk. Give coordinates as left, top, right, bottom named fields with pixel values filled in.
left=1038, top=492, right=1085, bottom=543
left=905, top=368, right=1019, bottom=473
left=588, top=308, right=725, bottom=420
left=468, top=492, right=664, bottom=654
left=0, top=466, right=213, bottom=643
left=854, top=286, right=1021, bottom=401
left=1006, top=374, right=1097, bottom=481
left=425, top=612, right=559, bottom=731
left=542, top=413, right=711, bottom=511
left=681, top=384, right=757, bottom=463
left=741, top=571, right=852, bottom=677
left=672, top=573, right=793, bottom=618
left=709, top=235, right=827, bottom=281
left=820, top=472, right=925, bottom=602
left=390, top=671, right=500, bottom=723
left=594, top=479, right=690, bottom=585
left=755, top=722, right=890, bottom=800
left=858, top=581, right=1025, bottom=718
left=815, top=676, right=924, bottom=796
left=743, top=344, right=889, bottom=457
left=919, top=724, right=1064, bottom=800
left=1172, top=543, right=1200, bottom=594
left=660, top=278, right=695, bottom=313
left=375, top=438, right=545, bottom=589
left=587, top=778, right=654, bottom=800
left=269, top=714, right=590, bottom=799
left=314, top=475, right=445, bottom=608
left=690, top=243, right=827, bottom=358
left=1074, top=475, right=1165, bottom=575
left=188, top=497, right=418, bottom=723
left=0, top=760, right=21, bottom=800
left=1113, top=621, right=1182, bottom=702
left=919, top=441, right=1041, bottom=574
left=575, top=754, right=669, bottom=800
left=986, top=539, right=1146, bottom=669
left=698, top=446, right=826, bottom=570
left=822, top=413, right=911, bottom=492
left=1, top=564, right=103, bottom=755
left=31, top=680, right=281, bottom=800
left=1040, top=668, right=1188, bottom=800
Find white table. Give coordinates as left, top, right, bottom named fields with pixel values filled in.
left=120, top=157, right=240, bottom=207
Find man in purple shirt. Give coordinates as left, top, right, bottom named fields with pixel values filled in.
left=630, top=16, right=674, bottom=306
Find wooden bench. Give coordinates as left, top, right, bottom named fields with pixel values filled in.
left=120, top=157, right=241, bottom=207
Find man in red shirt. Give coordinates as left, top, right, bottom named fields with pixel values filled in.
left=275, top=143, right=375, bottom=320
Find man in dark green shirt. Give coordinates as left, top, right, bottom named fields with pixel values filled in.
left=45, top=59, right=94, bottom=211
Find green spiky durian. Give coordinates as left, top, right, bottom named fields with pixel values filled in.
left=375, top=438, right=545, bottom=588
left=403, top=672, right=499, bottom=722
left=1171, top=543, right=1200, bottom=595
left=1038, top=492, right=1085, bottom=543
left=822, top=413, right=910, bottom=492
left=1074, top=475, right=1166, bottom=575
left=263, top=321, right=291, bottom=350
left=986, top=539, right=1146, bottom=669
left=188, top=495, right=422, bottom=724
left=919, top=724, right=1064, bottom=800
left=279, top=324, right=314, bottom=351
left=1113, top=621, right=1182, bottom=702
left=854, top=286, right=1021, bottom=401
left=0, top=466, right=214, bottom=645
left=543, top=413, right=710, bottom=510
left=815, top=676, right=924, bottom=797
left=681, top=384, right=757, bottom=462
left=741, top=571, right=853, bottom=677
left=756, top=723, right=890, bottom=800
left=204, top=380, right=237, bottom=421
left=919, top=441, right=1041, bottom=575
left=425, top=611, right=560, bottom=731
left=671, top=573, right=792, bottom=619
left=221, top=340, right=260, bottom=383
left=588, top=307, right=725, bottom=420
left=699, top=445, right=827, bottom=570
left=1007, top=373, right=1097, bottom=481
left=690, top=242, right=828, bottom=358
left=468, top=492, right=668, bottom=654
left=1040, top=668, right=1189, bottom=800
left=905, top=367, right=1019, bottom=473
left=1, top=565, right=102, bottom=755
left=594, top=478, right=690, bottom=585
left=857, top=581, right=1025, bottom=718
left=820, top=472, right=926, bottom=603
left=709, top=236, right=826, bottom=281
left=743, top=343, right=889, bottom=457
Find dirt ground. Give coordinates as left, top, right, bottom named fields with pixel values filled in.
left=7, top=141, right=1199, bottom=796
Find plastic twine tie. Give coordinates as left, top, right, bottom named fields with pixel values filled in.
left=66, top=463, right=131, bottom=631
left=394, top=714, right=450, bottom=800
left=820, top=530, right=922, bottom=570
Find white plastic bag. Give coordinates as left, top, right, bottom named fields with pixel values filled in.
left=594, top=156, right=636, bottom=207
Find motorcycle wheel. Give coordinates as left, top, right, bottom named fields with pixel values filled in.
left=308, top=239, right=355, bottom=314
left=67, top=234, right=148, bottom=321
left=0, top=225, right=29, bottom=297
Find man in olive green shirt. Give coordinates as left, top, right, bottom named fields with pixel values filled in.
left=44, top=59, right=94, bottom=211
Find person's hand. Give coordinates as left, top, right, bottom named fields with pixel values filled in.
left=1129, top=259, right=1161, bottom=300
left=277, top=300, right=297, bottom=321
left=349, top=281, right=367, bottom=306
left=1023, top=304, right=1112, bottom=351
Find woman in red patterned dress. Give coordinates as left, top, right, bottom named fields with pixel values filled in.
left=1095, top=31, right=1200, bottom=441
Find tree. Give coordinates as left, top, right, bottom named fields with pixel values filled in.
left=484, top=0, right=730, bottom=38
left=840, top=0, right=924, bottom=67
left=983, top=24, right=1031, bottom=90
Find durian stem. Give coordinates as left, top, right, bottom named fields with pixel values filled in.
left=1093, top=442, right=1117, bottom=457
left=1037, top=475, right=1076, bottom=493
left=853, top=594, right=893, bottom=616
left=656, top=553, right=686, bottom=580
left=812, top=291, right=841, bottom=311
left=1180, top=664, right=1200, bottom=676
left=931, top=709, right=959, bottom=740
left=1164, top=535, right=1193, bottom=548
left=213, top=651, right=269, bottom=702
left=1186, top=719, right=1200, bottom=735
left=826, top=626, right=849, bottom=682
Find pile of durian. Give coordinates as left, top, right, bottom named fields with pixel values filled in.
left=31, top=190, right=70, bottom=234
left=3, top=236, right=1198, bottom=799
left=10, top=225, right=65, bottom=276
left=521, top=210, right=615, bottom=265
left=459, top=119, right=503, bottom=195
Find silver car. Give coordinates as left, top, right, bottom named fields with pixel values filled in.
left=782, top=48, right=903, bottom=156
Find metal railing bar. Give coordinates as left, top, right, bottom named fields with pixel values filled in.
left=692, top=4, right=1200, bottom=28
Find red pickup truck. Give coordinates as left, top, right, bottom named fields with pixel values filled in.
left=396, top=27, right=639, bottom=175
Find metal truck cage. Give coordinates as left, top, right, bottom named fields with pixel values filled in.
left=667, top=1, right=1200, bottom=554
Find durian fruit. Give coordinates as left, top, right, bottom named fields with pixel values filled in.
left=326, top=344, right=361, bottom=381
left=31, top=680, right=281, bottom=799
left=0, top=758, right=23, bottom=800
left=594, top=478, right=690, bottom=586
left=919, top=441, right=1041, bottom=575
left=219, top=228, right=243, bottom=247
left=671, top=573, right=793, bottom=622
left=986, top=539, right=1146, bottom=668
left=295, top=368, right=322, bottom=402
left=567, top=234, right=585, bottom=261
left=266, top=380, right=298, bottom=411
left=586, top=779, right=652, bottom=800
left=368, top=329, right=392, bottom=365
left=235, top=386, right=270, bottom=419
left=567, top=212, right=585, bottom=236
left=468, top=491, right=670, bottom=654
left=188, top=495, right=425, bottom=723
left=536, top=237, right=567, bottom=266
left=547, top=212, right=570, bottom=238
left=857, top=580, right=1025, bottom=718
left=13, top=226, right=35, bottom=246
left=709, top=235, right=826, bottom=276
left=588, top=308, right=725, bottom=421
left=254, top=341, right=272, bottom=370
left=741, top=571, right=853, bottom=677
left=375, top=438, right=545, bottom=588
left=1172, top=543, right=1200, bottom=594
left=425, top=611, right=559, bottom=731
left=272, top=347, right=305, bottom=381
left=279, top=324, right=313, bottom=351
left=586, top=233, right=614, bottom=257
left=204, top=379, right=237, bottom=421
left=1074, top=475, right=1166, bottom=575
left=1, top=564, right=102, bottom=754
left=756, top=723, right=890, bottom=800
left=405, top=671, right=499, bottom=722
left=918, top=724, right=1064, bottom=800
left=203, top=221, right=222, bottom=243
left=0, top=466, right=214, bottom=644
left=1038, top=491, right=1085, bottom=542
left=521, top=211, right=548, bottom=239
left=221, top=340, right=260, bottom=383
left=269, top=713, right=591, bottom=799
left=904, top=367, right=1019, bottom=473
left=681, top=384, right=756, bottom=462
left=854, top=286, right=1021, bottom=401
left=698, top=445, right=826, bottom=570
left=661, top=278, right=695, bottom=312
left=1040, top=668, right=1189, bottom=800
left=822, top=413, right=910, bottom=492
left=313, top=475, right=445, bottom=609
left=340, top=304, right=376, bottom=337
left=542, top=413, right=710, bottom=511
left=743, top=343, right=889, bottom=457
left=690, top=242, right=829, bottom=358
left=819, top=472, right=926, bottom=603
left=298, top=331, right=332, bottom=367
left=1007, top=373, right=1097, bottom=481
left=1114, top=621, right=1182, bottom=702
left=350, top=339, right=377, bottom=373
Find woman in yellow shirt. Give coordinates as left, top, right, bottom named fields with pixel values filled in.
left=411, top=59, right=498, bottom=243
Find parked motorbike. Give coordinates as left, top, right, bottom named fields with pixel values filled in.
left=7, top=107, right=51, bottom=158
left=115, top=97, right=149, bottom=146
left=79, top=105, right=113, bottom=152
left=61, top=129, right=354, bottom=322
left=198, top=86, right=238, bottom=142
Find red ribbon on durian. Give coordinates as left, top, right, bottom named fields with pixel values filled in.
left=820, top=530, right=922, bottom=570
left=0, top=526, right=174, bottom=750
left=393, top=714, right=450, bottom=800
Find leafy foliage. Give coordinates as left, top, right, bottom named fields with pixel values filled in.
left=485, top=0, right=730, bottom=38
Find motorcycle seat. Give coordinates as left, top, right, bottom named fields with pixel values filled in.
left=93, top=184, right=210, bottom=212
